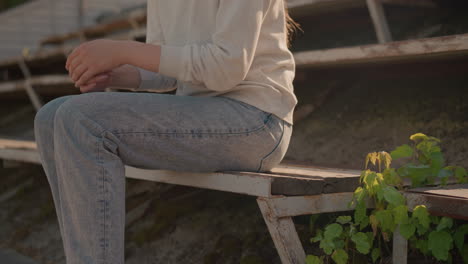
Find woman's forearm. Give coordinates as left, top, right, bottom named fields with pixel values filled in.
left=65, top=39, right=160, bottom=87
left=107, top=64, right=141, bottom=90
left=120, top=40, right=161, bottom=74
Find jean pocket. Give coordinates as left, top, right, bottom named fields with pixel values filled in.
left=257, top=117, right=293, bottom=173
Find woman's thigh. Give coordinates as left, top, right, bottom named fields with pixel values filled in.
left=54, top=91, right=286, bottom=172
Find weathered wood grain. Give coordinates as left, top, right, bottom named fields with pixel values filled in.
left=257, top=198, right=306, bottom=264
left=0, top=74, right=72, bottom=94
left=295, top=33, right=468, bottom=68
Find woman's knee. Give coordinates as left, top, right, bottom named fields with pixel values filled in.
left=34, top=95, right=75, bottom=131
left=53, top=93, right=108, bottom=136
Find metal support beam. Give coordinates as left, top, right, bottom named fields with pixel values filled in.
left=18, top=54, right=44, bottom=111
left=366, top=0, right=393, bottom=43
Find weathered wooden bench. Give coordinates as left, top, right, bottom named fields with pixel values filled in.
left=1, top=138, right=467, bottom=264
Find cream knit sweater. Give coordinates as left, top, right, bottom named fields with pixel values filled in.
left=137, top=0, right=298, bottom=125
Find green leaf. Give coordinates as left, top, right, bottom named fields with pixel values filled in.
left=319, top=239, right=335, bottom=255
left=351, top=232, right=371, bottom=254
left=309, top=214, right=320, bottom=232
left=410, top=133, right=429, bottom=142
left=455, top=166, right=468, bottom=183
left=462, top=244, right=468, bottom=264
left=383, top=168, right=402, bottom=186
left=430, top=152, right=444, bottom=171
left=366, top=152, right=378, bottom=168
left=436, top=217, right=453, bottom=231
left=390, top=144, right=414, bottom=159
left=414, top=239, right=429, bottom=255
left=363, top=171, right=378, bottom=190
left=454, top=224, right=468, bottom=251
left=336, top=216, right=352, bottom=225
left=379, top=151, right=392, bottom=169
left=331, top=249, right=348, bottom=264
left=382, top=186, right=405, bottom=206
left=359, top=215, right=369, bottom=230
left=306, top=255, right=323, bottom=264
left=428, top=230, right=453, bottom=261
left=437, top=168, right=452, bottom=185
left=355, top=201, right=367, bottom=229
left=399, top=222, right=416, bottom=240
left=417, top=140, right=441, bottom=165
left=365, top=232, right=374, bottom=248
left=412, top=205, right=430, bottom=229
left=310, top=229, right=323, bottom=243
left=324, top=223, right=343, bottom=240
left=393, top=205, right=408, bottom=225
left=334, top=239, right=345, bottom=250
left=371, top=248, right=380, bottom=263
left=398, top=164, right=432, bottom=187
left=375, top=209, right=395, bottom=233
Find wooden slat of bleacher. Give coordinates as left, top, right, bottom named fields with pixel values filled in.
left=0, top=74, right=72, bottom=94
left=0, top=138, right=363, bottom=197
left=295, top=33, right=468, bottom=68
left=405, top=184, right=468, bottom=220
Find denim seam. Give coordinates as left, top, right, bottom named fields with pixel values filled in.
left=256, top=119, right=285, bottom=173
left=96, top=133, right=107, bottom=264
left=110, top=114, right=274, bottom=136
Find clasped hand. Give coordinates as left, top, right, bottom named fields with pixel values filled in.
left=65, top=39, right=124, bottom=93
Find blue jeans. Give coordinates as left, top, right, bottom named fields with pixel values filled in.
left=33, top=92, right=292, bottom=264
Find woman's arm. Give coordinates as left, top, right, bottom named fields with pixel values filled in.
left=65, top=39, right=163, bottom=88
left=67, top=0, right=270, bottom=92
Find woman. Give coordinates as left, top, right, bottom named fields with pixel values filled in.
left=34, top=0, right=299, bottom=263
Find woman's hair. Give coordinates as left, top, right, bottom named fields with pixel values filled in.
left=284, top=5, right=302, bottom=48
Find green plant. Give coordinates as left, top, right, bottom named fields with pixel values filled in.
left=306, top=133, right=468, bottom=264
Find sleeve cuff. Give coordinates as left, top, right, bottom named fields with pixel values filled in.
left=137, top=66, right=155, bottom=90
left=136, top=66, right=178, bottom=92
left=159, top=44, right=187, bottom=81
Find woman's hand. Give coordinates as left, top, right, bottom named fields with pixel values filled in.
left=78, top=72, right=112, bottom=93
left=66, top=39, right=126, bottom=88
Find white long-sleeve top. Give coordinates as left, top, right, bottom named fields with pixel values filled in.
left=137, top=0, right=298, bottom=125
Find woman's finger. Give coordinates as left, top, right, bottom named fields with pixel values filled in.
left=76, top=68, right=97, bottom=87
left=68, top=57, right=83, bottom=76
left=83, top=74, right=109, bottom=86
left=80, top=82, right=96, bottom=93
left=71, top=64, right=88, bottom=83
left=66, top=45, right=84, bottom=70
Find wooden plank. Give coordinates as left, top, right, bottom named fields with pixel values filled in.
left=404, top=192, right=468, bottom=220
left=262, top=164, right=361, bottom=195
left=288, top=0, right=365, bottom=17
left=380, top=0, right=436, bottom=7
left=295, top=33, right=468, bottom=68
left=0, top=139, right=37, bottom=150
left=39, top=10, right=146, bottom=46
left=257, top=198, right=306, bottom=264
left=0, top=148, right=40, bottom=164
left=287, top=0, right=435, bottom=16
left=264, top=192, right=374, bottom=217
left=125, top=166, right=273, bottom=197
left=0, top=45, right=73, bottom=71
left=393, top=226, right=408, bottom=264
left=406, top=184, right=468, bottom=199
left=0, top=74, right=72, bottom=94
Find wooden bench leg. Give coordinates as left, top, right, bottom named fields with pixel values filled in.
left=257, top=197, right=306, bottom=264
left=392, top=225, right=407, bottom=264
